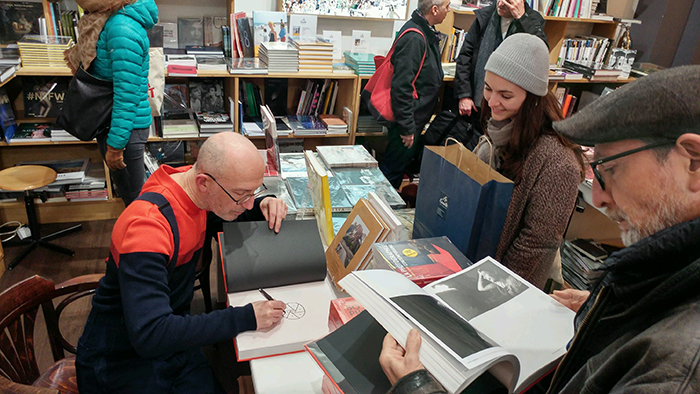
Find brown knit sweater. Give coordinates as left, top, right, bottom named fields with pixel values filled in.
left=495, top=135, right=581, bottom=289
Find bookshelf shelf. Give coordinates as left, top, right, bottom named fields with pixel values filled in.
left=0, top=74, right=17, bottom=89
left=0, top=141, right=97, bottom=147
left=16, top=67, right=73, bottom=77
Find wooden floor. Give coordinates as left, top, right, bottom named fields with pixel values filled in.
left=0, top=220, right=255, bottom=393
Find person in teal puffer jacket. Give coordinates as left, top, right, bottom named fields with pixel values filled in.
left=65, top=0, right=157, bottom=206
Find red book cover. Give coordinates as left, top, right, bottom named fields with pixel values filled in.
left=167, top=64, right=197, bottom=76
left=370, top=236, right=473, bottom=287
left=328, top=297, right=365, bottom=331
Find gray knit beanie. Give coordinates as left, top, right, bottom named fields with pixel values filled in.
left=484, top=33, right=549, bottom=96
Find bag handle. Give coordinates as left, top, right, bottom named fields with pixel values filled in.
left=473, top=135, right=495, bottom=168
left=386, top=27, right=427, bottom=100
left=445, top=137, right=466, bottom=168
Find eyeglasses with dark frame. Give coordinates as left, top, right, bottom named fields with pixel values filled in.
left=589, top=140, right=675, bottom=191
left=204, top=173, right=267, bottom=205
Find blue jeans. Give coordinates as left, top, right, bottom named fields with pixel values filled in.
left=97, top=128, right=150, bottom=206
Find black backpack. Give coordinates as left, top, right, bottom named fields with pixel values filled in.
left=422, top=110, right=481, bottom=149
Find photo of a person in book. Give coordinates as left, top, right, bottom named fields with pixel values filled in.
left=268, top=21, right=278, bottom=42
left=379, top=65, right=700, bottom=394
left=336, top=218, right=369, bottom=268
left=431, top=261, right=524, bottom=321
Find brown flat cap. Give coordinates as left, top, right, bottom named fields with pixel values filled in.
left=552, top=65, right=700, bottom=146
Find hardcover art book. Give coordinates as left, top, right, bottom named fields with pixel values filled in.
left=252, top=11, right=287, bottom=49
left=317, top=145, right=378, bottom=168
left=9, top=122, right=51, bottom=143
left=0, top=86, right=17, bottom=142
left=23, top=76, right=69, bottom=118
left=178, top=17, right=203, bottom=48
left=336, top=257, right=575, bottom=394
left=370, top=236, right=473, bottom=287
left=188, top=78, right=224, bottom=113
left=228, top=57, right=268, bottom=74
left=219, top=220, right=334, bottom=361
left=163, top=84, right=189, bottom=113
left=0, top=1, right=43, bottom=44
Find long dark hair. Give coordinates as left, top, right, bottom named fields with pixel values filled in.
left=480, top=91, right=585, bottom=184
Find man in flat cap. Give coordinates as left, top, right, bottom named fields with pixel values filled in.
left=376, top=65, right=700, bottom=393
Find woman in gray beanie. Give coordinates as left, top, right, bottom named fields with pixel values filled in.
left=473, top=33, right=585, bottom=289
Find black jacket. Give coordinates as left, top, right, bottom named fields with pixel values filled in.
left=547, top=217, right=700, bottom=393
left=454, top=3, right=547, bottom=100
left=391, top=10, right=444, bottom=137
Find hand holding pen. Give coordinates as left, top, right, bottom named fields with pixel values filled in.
left=252, top=288, right=286, bottom=330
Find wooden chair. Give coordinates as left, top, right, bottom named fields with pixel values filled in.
left=0, top=274, right=103, bottom=394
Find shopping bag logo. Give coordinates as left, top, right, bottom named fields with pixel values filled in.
left=437, top=192, right=449, bottom=219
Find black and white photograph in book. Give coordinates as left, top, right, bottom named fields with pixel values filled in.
left=391, top=294, right=494, bottom=359
left=189, top=79, right=224, bottom=113
left=431, top=260, right=526, bottom=321
left=336, top=216, right=369, bottom=268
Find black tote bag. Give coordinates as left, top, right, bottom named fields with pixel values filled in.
left=55, top=67, right=113, bottom=141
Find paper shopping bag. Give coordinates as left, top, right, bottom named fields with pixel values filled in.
left=413, top=143, right=514, bottom=262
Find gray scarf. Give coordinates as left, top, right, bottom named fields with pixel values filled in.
left=473, top=10, right=503, bottom=106
left=474, top=118, right=513, bottom=170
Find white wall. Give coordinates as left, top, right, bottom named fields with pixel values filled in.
left=155, top=0, right=419, bottom=56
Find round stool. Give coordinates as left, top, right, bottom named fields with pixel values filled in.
left=0, top=165, right=82, bottom=269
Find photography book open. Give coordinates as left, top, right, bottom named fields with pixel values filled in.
left=338, top=257, right=575, bottom=393
left=219, top=220, right=335, bottom=361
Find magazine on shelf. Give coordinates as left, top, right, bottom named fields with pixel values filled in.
left=338, top=257, right=575, bottom=394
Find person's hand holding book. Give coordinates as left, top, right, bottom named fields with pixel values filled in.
left=379, top=329, right=425, bottom=385
left=551, top=289, right=590, bottom=313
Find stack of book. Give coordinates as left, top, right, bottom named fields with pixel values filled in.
left=17, top=35, right=73, bottom=68
left=166, top=54, right=197, bottom=77
left=317, top=145, right=378, bottom=168
left=343, top=52, right=375, bottom=76
left=259, top=42, right=299, bottom=73
left=356, top=116, right=385, bottom=134
left=9, top=123, right=51, bottom=143
left=560, top=239, right=616, bottom=290
left=65, top=163, right=108, bottom=202
left=195, top=112, right=233, bottom=137
left=291, top=37, right=334, bottom=73
left=564, top=60, right=622, bottom=81
left=228, top=57, right=268, bottom=75
left=241, top=122, right=264, bottom=137
left=50, top=127, right=79, bottom=142
left=18, top=158, right=89, bottom=186
left=0, top=46, right=21, bottom=82
left=318, top=114, right=348, bottom=134
left=162, top=111, right=199, bottom=138
left=283, top=115, right=327, bottom=136
left=186, top=45, right=226, bottom=72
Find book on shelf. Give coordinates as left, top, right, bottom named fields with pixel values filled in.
left=284, top=115, right=327, bottom=135
left=305, top=149, right=335, bottom=244
left=563, top=60, right=621, bottom=79
left=219, top=219, right=334, bottom=361
left=369, top=236, right=473, bottom=287
left=0, top=2, right=44, bottom=44
left=338, top=256, right=575, bottom=394
left=167, top=64, right=197, bottom=77
left=147, top=24, right=163, bottom=48
left=317, top=145, right=379, bottom=168
left=194, top=55, right=226, bottom=71
left=22, top=76, right=69, bottom=118
left=202, top=16, right=226, bottom=47
left=163, top=84, right=189, bottom=113
left=228, top=57, right=268, bottom=74
left=188, top=78, right=224, bottom=113
left=326, top=198, right=389, bottom=290
left=9, top=122, right=51, bottom=143
left=186, top=45, right=224, bottom=56
left=158, top=22, right=178, bottom=49
left=261, top=105, right=280, bottom=177
left=177, top=17, right=203, bottom=48
left=0, top=86, right=18, bottom=142
left=236, top=16, right=255, bottom=58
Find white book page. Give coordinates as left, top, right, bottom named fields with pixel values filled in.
left=426, top=257, right=575, bottom=391
left=349, top=270, right=511, bottom=369
left=228, top=279, right=334, bottom=360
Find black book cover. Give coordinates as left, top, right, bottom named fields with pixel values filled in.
left=148, top=24, right=164, bottom=48
left=264, top=78, right=288, bottom=116
left=22, top=76, right=69, bottom=118
left=222, top=220, right=327, bottom=292
left=0, top=1, right=43, bottom=44
left=237, top=17, right=254, bottom=58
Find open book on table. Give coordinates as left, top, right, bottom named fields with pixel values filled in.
left=219, top=220, right=335, bottom=361
left=338, top=257, right=575, bottom=393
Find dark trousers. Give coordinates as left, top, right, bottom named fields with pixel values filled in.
left=97, top=128, right=150, bottom=206
left=379, top=124, right=423, bottom=189
left=76, top=312, right=226, bottom=394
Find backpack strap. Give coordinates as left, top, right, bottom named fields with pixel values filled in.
left=388, top=27, right=427, bottom=99
left=135, top=192, right=179, bottom=279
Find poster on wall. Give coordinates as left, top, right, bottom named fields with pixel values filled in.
left=282, top=0, right=408, bottom=19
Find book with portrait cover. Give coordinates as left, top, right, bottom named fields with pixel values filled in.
left=334, top=257, right=575, bottom=394
left=188, top=78, right=224, bottom=113
left=22, top=76, right=69, bottom=118
left=369, top=236, right=473, bottom=287
left=177, top=17, right=203, bottom=48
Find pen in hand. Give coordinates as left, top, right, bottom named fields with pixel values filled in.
left=259, top=288, right=275, bottom=301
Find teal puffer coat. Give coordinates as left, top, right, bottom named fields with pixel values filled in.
left=89, top=0, right=158, bottom=150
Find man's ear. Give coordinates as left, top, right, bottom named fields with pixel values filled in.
left=676, top=133, right=700, bottom=192
left=194, top=173, right=209, bottom=193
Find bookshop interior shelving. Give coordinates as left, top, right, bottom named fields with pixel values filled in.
left=0, top=0, right=639, bottom=225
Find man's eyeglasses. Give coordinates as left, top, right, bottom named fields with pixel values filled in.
left=589, top=141, right=674, bottom=191
left=204, top=173, right=267, bottom=205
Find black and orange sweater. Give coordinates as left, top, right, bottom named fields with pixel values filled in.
left=85, top=165, right=260, bottom=359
